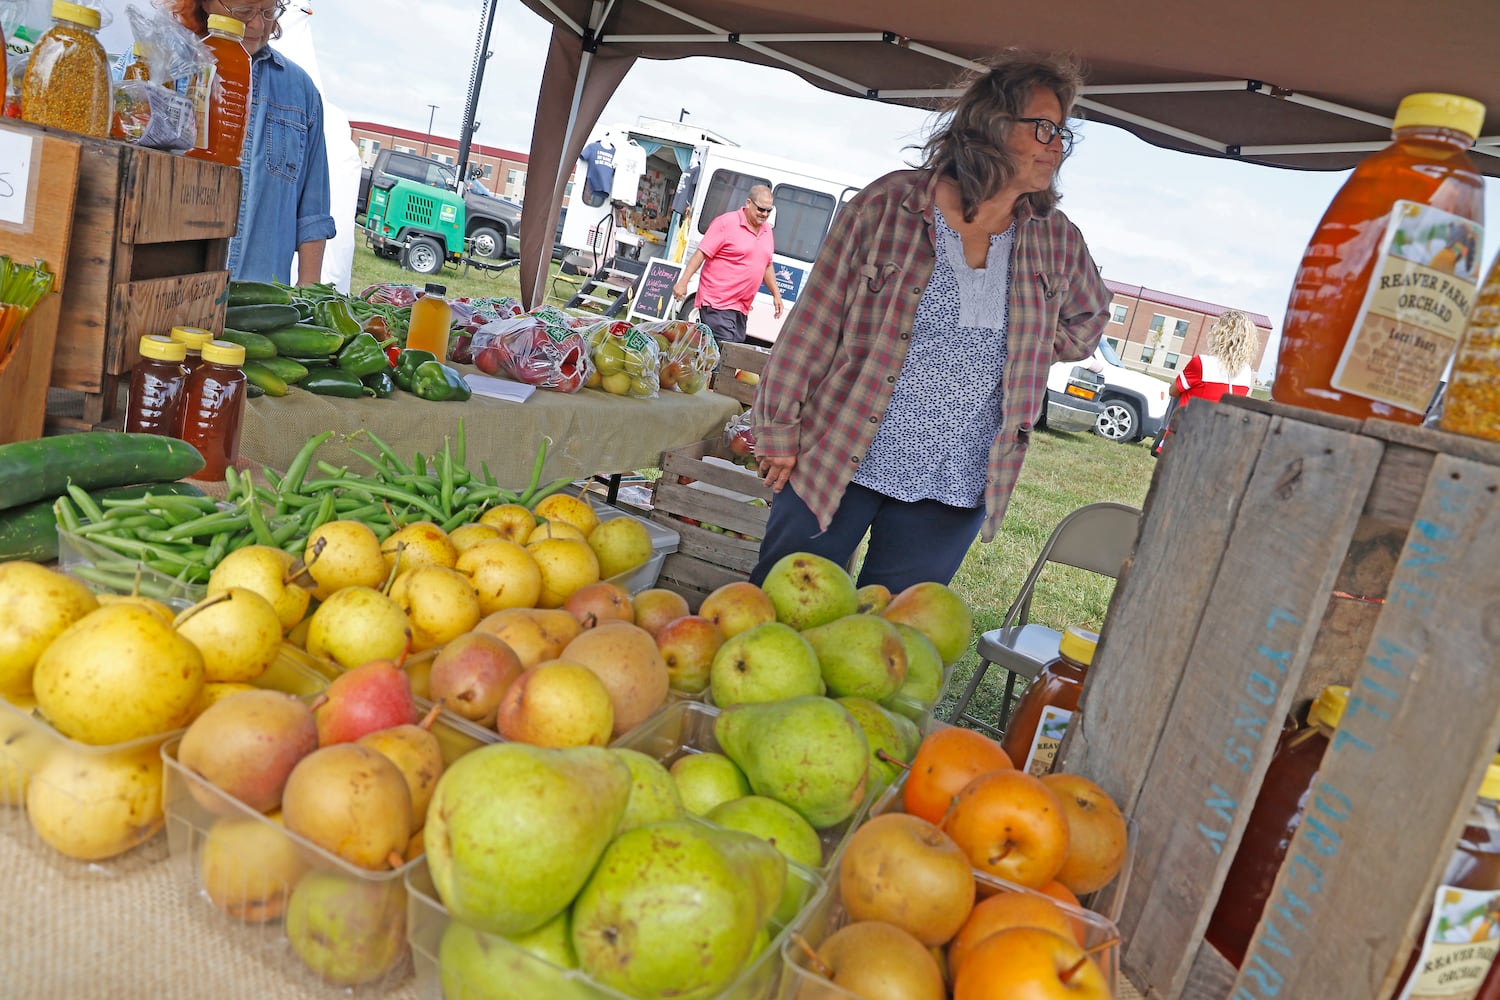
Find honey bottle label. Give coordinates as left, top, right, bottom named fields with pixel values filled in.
left=1022, top=705, right=1074, bottom=777
left=1397, top=884, right=1500, bottom=999
left=1331, top=200, right=1482, bottom=414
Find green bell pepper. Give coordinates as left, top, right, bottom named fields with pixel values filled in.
left=336, top=332, right=396, bottom=378
left=393, top=349, right=437, bottom=392
left=411, top=360, right=472, bottom=402
left=315, top=298, right=364, bottom=344
left=362, top=369, right=397, bottom=398
left=302, top=368, right=376, bottom=398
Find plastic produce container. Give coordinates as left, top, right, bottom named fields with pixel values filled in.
left=608, top=700, right=877, bottom=872
left=0, top=649, right=327, bottom=877
left=58, top=527, right=210, bottom=609
left=406, top=852, right=827, bottom=1000
left=159, top=706, right=497, bottom=993
left=588, top=494, right=679, bottom=594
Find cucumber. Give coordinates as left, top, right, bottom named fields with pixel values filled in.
left=0, top=481, right=207, bottom=562
left=227, top=281, right=293, bottom=308
left=257, top=356, right=310, bottom=383
left=219, top=328, right=278, bottom=360
left=243, top=360, right=288, bottom=397
left=224, top=303, right=303, bottom=333
left=0, top=433, right=206, bottom=511
left=263, top=325, right=344, bottom=357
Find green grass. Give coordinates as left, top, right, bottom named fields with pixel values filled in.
left=348, top=242, right=574, bottom=307
left=931, top=428, right=1158, bottom=730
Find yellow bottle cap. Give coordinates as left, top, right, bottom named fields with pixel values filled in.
left=1393, top=93, right=1486, bottom=140
left=138, top=335, right=187, bottom=362
left=170, top=326, right=214, bottom=350
left=1058, top=626, right=1099, bottom=667
left=51, top=0, right=100, bottom=29
left=1307, top=685, right=1350, bottom=730
left=1479, top=755, right=1500, bottom=803
left=205, top=14, right=246, bottom=38
left=201, top=341, right=246, bottom=366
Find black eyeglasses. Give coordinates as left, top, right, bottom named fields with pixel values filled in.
left=748, top=202, right=774, bottom=214
left=221, top=1, right=288, bottom=23
left=1016, top=117, right=1075, bottom=153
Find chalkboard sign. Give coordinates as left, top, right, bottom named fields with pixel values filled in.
left=628, top=259, right=684, bottom=321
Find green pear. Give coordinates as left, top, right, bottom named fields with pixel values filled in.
left=714, top=696, right=870, bottom=829
left=707, top=795, right=824, bottom=925
left=571, top=820, right=785, bottom=999
left=708, top=622, right=822, bottom=706
left=612, top=748, right=685, bottom=831
left=759, top=552, right=859, bottom=630
left=803, top=613, right=908, bottom=701
left=837, top=696, right=921, bottom=789
left=425, top=743, right=631, bottom=936
left=881, top=581, right=973, bottom=666
left=669, top=752, right=750, bottom=815
left=439, top=911, right=595, bottom=1000
left=284, top=872, right=407, bottom=986
left=885, top=622, right=946, bottom=716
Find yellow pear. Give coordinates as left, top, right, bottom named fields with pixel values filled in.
left=33, top=604, right=204, bottom=744
left=0, top=562, right=99, bottom=700
left=495, top=661, right=615, bottom=747
left=526, top=520, right=587, bottom=545
left=479, top=503, right=538, bottom=544
left=187, top=682, right=260, bottom=722
left=588, top=516, right=655, bottom=580
left=303, top=520, right=387, bottom=602
left=390, top=566, right=482, bottom=651
left=381, top=521, right=458, bottom=574
left=207, top=545, right=311, bottom=633
left=305, top=586, right=412, bottom=671
left=200, top=813, right=309, bottom=921
left=0, top=699, right=48, bottom=806
left=527, top=538, right=601, bottom=609
left=27, top=740, right=164, bottom=860
left=475, top=608, right=583, bottom=669
left=175, top=588, right=284, bottom=683
left=448, top=522, right=503, bottom=554
left=532, top=494, right=600, bottom=536
left=357, top=702, right=445, bottom=826
left=457, top=540, right=542, bottom=614
left=96, top=593, right=176, bottom=623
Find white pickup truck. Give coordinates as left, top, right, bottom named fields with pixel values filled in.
left=1043, top=340, right=1172, bottom=443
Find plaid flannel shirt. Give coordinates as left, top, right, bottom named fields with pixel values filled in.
left=753, top=169, right=1109, bottom=542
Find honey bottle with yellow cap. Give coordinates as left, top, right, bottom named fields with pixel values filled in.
left=170, top=325, right=214, bottom=375
left=1205, top=685, right=1349, bottom=968
left=999, top=626, right=1098, bottom=777
left=124, top=335, right=188, bottom=437
left=1273, top=93, right=1486, bottom=423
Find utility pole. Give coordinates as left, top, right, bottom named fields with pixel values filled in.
left=679, top=108, right=690, bottom=122
left=423, top=104, right=439, bottom=157
left=455, top=0, right=498, bottom=192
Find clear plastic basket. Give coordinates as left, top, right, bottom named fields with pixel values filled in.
left=57, top=527, right=210, bottom=609
left=588, top=494, right=679, bottom=594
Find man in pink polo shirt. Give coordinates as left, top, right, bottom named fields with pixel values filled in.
left=672, top=185, right=784, bottom=344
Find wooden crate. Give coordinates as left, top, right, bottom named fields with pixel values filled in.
left=710, top=341, right=771, bottom=407
left=11, top=121, right=242, bottom=431
left=1056, top=395, right=1500, bottom=999
left=651, top=438, right=774, bottom=609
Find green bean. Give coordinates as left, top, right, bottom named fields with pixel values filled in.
left=455, top=419, right=467, bottom=468
left=440, top=509, right=474, bottom=533
left=75, top=515, right=160, bottom=536
left=66, top=483, right=108, bottom=523
left=53, top=495, right=82, bottom=533
left=204, top=531, right=232, bottom=567
left=224, top=466, right=242, bottom=501
left=280, top=430, right=334, bottom=498
left=67, top=565, right=180, bottom=602
left=299, top=479, right=445, bottom=521
left=481, top=461, right=496, bottom=487
left=361, top=429, right=411, bottom=477
left=84, top=535, right=196, bottom=568
left=527, top=477, right=575, bottom=508
left=440, top=440, right=456, bottom=518
left=261, top=468, right=283, bottom=492
left=345, top=445, right=388, bottom=477
left=244, top=496, right=275, bottom=547
left=315, top=461, right=350, bottom=479
left=158, top=511, right=251, bottom=541
left=307, top=492, right=337, bottom=535
left=390, top=474, right=440, bottom=497
left=270, top=519, right=302, bottom=547
left=413, top=452, right=427, bottom=477
left=339, top=502, right=389, bottom=523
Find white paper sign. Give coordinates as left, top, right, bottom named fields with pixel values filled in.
left=0, top=130, right=34, bottom=228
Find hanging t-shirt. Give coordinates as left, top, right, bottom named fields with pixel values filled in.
left=609, top=141, right=647, bottom=203
left=579, top=139, right=616, bottom=204
left=672, top=163, right=700, bottom=215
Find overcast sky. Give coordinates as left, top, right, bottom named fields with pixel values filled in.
left=166, top=0, right=1500, bottom=378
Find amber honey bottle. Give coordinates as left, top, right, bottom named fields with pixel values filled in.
left=170, top=325, right=214, bottom=375
left=1205, top=685, right=1349, bottom=968
left=178, top=340, right=247, bottom=482
left=999, top=626, right=1098, bottom=777
left=124, top=335, right=188, bottom=437
left=186, top=16, right=251, bottom=166
left=1273, top=93, right=1486, bottom=423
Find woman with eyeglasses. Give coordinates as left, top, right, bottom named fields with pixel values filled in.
left=164, top=0, right=335, bottom=285
left=749, top=52, right=1110, bottom=592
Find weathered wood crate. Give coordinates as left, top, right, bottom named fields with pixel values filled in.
left=709, top=340, right=771, bottom=407
left=1057, top=395, right=1500, bottom=999
left=652, top=438, right=773, bottom=610
left=17, top=121, right=242, bottom=431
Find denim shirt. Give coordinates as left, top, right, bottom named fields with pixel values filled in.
left=227, top=45, right=336, bottom=283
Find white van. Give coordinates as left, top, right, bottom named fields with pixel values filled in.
left=559, top=117, right=866, bottom=345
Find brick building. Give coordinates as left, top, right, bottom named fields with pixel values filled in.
left=348, top=121, right=570, bottom=204
left=1102, top=280, right=1274, bottom=379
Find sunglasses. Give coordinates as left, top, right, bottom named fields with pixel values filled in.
left=219, top=1, right=288, bottom=23
left=1016, top=117, right=1076, bottom=154
left=749, top=202, right=774, bottom=214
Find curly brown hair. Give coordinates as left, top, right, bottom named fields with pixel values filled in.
left=156, top=0, right=283, bottom=40
left=920, top=51, right=1085, bottom=222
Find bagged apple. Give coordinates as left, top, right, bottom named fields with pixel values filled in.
left=635, top=319, right=719, bottom=394
left=358, top=283, right=423, bottom=308
left=724, top=410, right=757, bottom=466
left=589, top=324, right=661, bottom=399
left=470, top=313, right=593, bottom=393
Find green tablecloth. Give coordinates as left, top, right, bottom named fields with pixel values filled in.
left=239, top=374, right=741, bottom=483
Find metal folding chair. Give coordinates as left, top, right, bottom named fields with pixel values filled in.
left=948, top=501, right=1141, bottom=739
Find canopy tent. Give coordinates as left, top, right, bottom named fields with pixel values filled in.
left=514, top=0, right=1500, bottom=307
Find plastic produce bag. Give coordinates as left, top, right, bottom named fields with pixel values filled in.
left=723, top=409, right=758, bottom=468
left=634, top=319, right=718, bottom=393
left=359, top=283, right=423, bottom=308
left=579, top=319, right=660, bottom=399
left=110, top=6, right=212, bottom=151
left=470, top=313, right=593, bottom=393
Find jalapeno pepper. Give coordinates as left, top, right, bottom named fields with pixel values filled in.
left=302, top=368, right=377, bottom=398
left=411, top=360, right=472, bottom=402
left=393, top=349, right=438, bottom=392
left=362, top=369, right=397, bottom=398
left=337, top=332, right=398, bottom=378
left=315, top=298, right=364, bottom=345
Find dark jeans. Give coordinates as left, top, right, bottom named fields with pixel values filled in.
left=699, top=304, right=747, bottom=345
left=749, top=481, right=985, bottom=592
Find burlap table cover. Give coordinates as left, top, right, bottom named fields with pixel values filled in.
left=238, top=376, right=742, bottom=487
